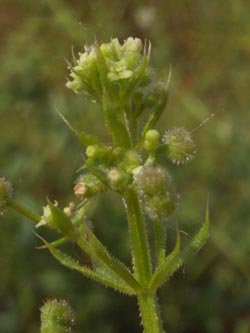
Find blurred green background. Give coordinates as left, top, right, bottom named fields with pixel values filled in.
left=0, top=1, right=250, bottom=332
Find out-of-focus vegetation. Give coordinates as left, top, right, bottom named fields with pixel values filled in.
left=0, top=1, right=249, bottom=332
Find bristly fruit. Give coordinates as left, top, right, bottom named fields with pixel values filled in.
left=74, top=173, right=106, bottom=198
left=134, top=166, right=178, bottom=221
left=134, top=166, right=172, bottom=197
left=40, top=299, right=75, bottom=333
left=163, top=127, right=196, bottom=165
left=145, top=192, right=178, bottom=221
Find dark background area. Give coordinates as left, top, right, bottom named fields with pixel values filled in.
left=0, top=1, right=250, bottom=332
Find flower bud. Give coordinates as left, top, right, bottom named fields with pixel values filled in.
left=134, top=166, right=172, bottom=197
left=122, top=37, right=143, bottom=53
left=86, top=144, right=104, bottom=158
left=86, top=144, right=107, bottom=165
left=122, top=151, right=141, bottom=173
left=40, top=299, right=75, bottom=333
left=0, top=177, right=14, bottom=214
left=163, top=127, right=196, bottom=165
left=74, top=174, right=106, bottom=198
left=107, top=168, right=129, bottom=191
left=143, top=129, right=160, bottom=152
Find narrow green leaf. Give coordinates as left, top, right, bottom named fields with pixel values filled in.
left=36, top=236, right=68, bottom=249
left=83, top=224, right=141, bottom=292
left=152, top=219, right=167, bottom=268
left=58, top=111, right=100, bottom=146
left=149, top=230, right=180, bottom=292
left=150, top=206, right=209, bottom=292
left=88, top=166, right=111, bottom=189
left=37, top=234, right=135, bottom=295
left=180, top=204, right=209, bottom=262
left=140, top=93, right=168, bottom=141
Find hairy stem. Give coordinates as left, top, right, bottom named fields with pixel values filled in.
left=124, top=189, right=165, bottom=332
left=137, top=293, right=165, bottom=333
left=9, top=200, right=41, bottom=223
left=124, top=188, right=152, bottom=285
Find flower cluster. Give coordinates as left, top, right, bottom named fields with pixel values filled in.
left=66, top=37, right=151, bottom=102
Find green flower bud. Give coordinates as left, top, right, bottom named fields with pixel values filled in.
left=0, top=177, right=14, bottom=214
left=164, top=127, right=196, bottom=165
left=143, top=129, right=160, bottom=151
left=107, top=168, right=129, bottom=191
left=99, top=42, right=113, bottom=58
left=122, top=37, right=143, bottom=53
left=86, top=144, right=107, bottom=165
left=40, top=299, right=75, bottom=333
left=74, top=174, right=106, bottom=198
left=86, top=144, right=104, bottom=158
left=134, top=166, right=172, bottom=197
left=122, top=151, right=141, bottom=173
left=112, top=147, right=122, bottom=157
left=145, top=192, right=177, bottom=221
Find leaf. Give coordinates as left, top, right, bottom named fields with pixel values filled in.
left=180, top=203, right=209, bottom=262
left=36, top=236, right=68, bottom=249
left=140, top=92, right=168, bottom=140
left=83, top=224, right=141, bottom=292
left=37, top=234, right=136, bottom=295
left=149, top=205, right=209, bottom=292
left=58, top=111, right=100, bottom=146
left=149, top=230, right=180, bottom=292
left=88, top=166, right=111, bottom=189
left=152, top=219, right=167, bottom=268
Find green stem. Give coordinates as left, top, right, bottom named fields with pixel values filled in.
left=124, top=190, right=165, bottom=332
left=124, top=189, right=152, bottom=285
left=9, top=200, right=41, bottom=223
left=103, top=93, right=131, bottom=149
left=137, top=293, right=165, bottom=333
